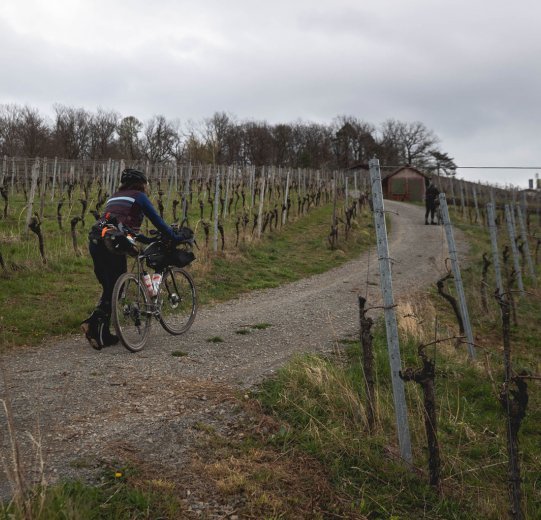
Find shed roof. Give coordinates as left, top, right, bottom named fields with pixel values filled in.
left=382, top=165, right=431, bottom=181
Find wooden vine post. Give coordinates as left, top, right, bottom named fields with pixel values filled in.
left=257, top=176, right=266, bottom=239
left=25, top=159, right=40, bottom=236
left=213, top=168, right=220, bottom=253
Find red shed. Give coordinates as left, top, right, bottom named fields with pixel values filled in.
left=382, top=165, right=431, bottom=202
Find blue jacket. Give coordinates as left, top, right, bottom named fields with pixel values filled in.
left=103, top=189, right=178, bottom=241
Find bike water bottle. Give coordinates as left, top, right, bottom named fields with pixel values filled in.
left=152, top=273, right=162, bottom=296
left=142, top=271, right=154, bottom=295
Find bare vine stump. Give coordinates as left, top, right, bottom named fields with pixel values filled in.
left=437, top=273, right=464, bottom=345
left=79, top=198, right=88, bottom=224
left=481, top=253, right=491, bottom=312
left=502, top=247, right=518, bottom=326
left=400, top=347, right=441, bottom=491
left=251, top=214, right=258, bottom=236
left=218, top=223, right=225, bottom=251
left=498, top=376, right=528, bottom=520
left=202, top=221, right=210, bottom=249
left=496, top=290, right=512, bottom=380
left=358, top=296, right=375, bottom=432
left=70, top=217, right=83, bottom=256
left=328, top=224, right=338, bottom=250
left=57, top=199, right=64, bottom=230
left=28, top=214, right=47, bottom=265
left=0, top=185, right=8, bottom=218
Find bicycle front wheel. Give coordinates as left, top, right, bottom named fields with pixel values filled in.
left=112, top=273, right=152, bottom=352
left=158, top=268, right=197, bottom=335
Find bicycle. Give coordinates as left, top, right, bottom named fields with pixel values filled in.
left=111, top=227, right=197, bottom=352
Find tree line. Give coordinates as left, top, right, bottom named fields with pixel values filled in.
left=0, top=104, right=456, bottom=173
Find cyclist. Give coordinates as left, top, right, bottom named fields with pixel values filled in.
left=81, top=168, right=185, bottom=350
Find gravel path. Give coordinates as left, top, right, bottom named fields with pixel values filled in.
left=0, top=200, right=467, bottom=509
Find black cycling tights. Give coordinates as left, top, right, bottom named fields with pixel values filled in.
left=89, top=240, right=127, bottom=315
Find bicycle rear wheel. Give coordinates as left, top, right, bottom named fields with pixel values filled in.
left=112, top=272, right=152, bottom=352
left=158, top=268, right=197, bottom=335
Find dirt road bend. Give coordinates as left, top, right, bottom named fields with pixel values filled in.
left=0, top=200, right=467, bottom=506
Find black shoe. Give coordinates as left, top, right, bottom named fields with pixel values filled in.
left=102, top=331, right=119, bottom=347
left=102, top=313, right=119, bottom=346
left=81, top=312, right=103, bottom=351
left=81, top=309, right=116, bottom=350
left=431, top=221, right=437, bottom=225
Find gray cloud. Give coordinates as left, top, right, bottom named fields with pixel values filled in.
left=1, top=0, right=541, bottom=186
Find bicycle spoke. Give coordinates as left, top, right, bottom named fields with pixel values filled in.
left=112, top=273, right=152, bottom=351
left=158, top=268, right=197, bottom=335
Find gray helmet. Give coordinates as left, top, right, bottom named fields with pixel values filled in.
left=121, top=168, right=147, bottom=185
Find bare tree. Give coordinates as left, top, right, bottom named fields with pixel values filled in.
left=380, top=119, right=439, bottom=167
left=182, top=120, right=211, bottom=164
left=117, top=115, right=143, bottom=160
left=0, top=104, right=22, bottom=156
left=141, top=115, right=177, bottom=162
left=240, top=121, right=274, bottom=166
left=52, top=104, right=92, bottom=159
left=271, top=123, right=294, bottom=167
left=203, top=112, right=237, bottom=164
left=89, top=108, right=120, bottom=160
left=332, top=116, right=376, bottom=168
left=18, top=106, right=50, bottom=157
left=292, top=121, right=333, bottom=169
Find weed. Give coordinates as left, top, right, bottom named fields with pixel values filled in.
left=252, top=323, right=272, bottom=330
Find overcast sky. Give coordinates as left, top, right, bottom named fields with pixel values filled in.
left=1, top=0, right=540, bottom=187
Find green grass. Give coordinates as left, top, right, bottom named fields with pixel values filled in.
left=252, top=323, right=272, bottom=330
left=1, top=468, right=184, bottom=519
left=255, top=207, right=541, bottom=519
left=1, top=197, right=372, bottom=349
left=6, top=196, right=539, bottom=517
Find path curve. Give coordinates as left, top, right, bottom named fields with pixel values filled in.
left=0, top=200, right=466, bottom=504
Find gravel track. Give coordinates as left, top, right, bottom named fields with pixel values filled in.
left=0, top=200, right=467, bottom=511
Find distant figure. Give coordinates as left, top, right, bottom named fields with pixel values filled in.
left=425, top=180, right=440, bottom=225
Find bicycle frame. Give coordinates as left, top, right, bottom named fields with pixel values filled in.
left=112, top=234, right=197, bottom=351
left=127, top=249, right=184, bottom=321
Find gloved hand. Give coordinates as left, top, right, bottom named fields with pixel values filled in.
left=174, top=227, right=195, bottom=244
